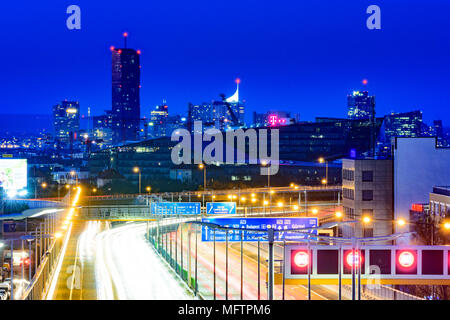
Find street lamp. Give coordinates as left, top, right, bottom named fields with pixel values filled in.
left=443, top=221, right=450, bottom=230
left=146, top=186, right=151, bottom=194
left=335, top=211, right=343, bottom=219
left=261, top=160, right=270, bottom=189
left=133, top=167, right=141, bottom=194
left=362, top=216, right=371, bottom=224
left=318, top=157, right=328, bottom=187
left=312, top=208, right=318, bottom=215
left=198, top=163, right=206, bottom=191
left=70, top=170, right=78, bottom=185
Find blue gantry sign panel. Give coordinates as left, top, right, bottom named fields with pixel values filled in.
left=201, top=217, right=318, bottom=242
left=206, top=202, right=236, bottom=215
left=151, top=202, right=201, bottom=215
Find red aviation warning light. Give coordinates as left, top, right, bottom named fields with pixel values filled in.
left=235, top=78, right=241, bottom=84
left=396, top=250, right=417, bottom=274
left=123, top=32, right=128, bottom=37
left=291, top=249, right=311, bottom=274
left=362, top=79, right=368, bottom=85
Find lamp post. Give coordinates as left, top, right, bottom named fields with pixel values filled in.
left=318, top=157, right=328, bottom=186
left=198, top=163, right=206, bottom=192
left=261, top=160, right=270, bottom=190
left=133, top=167, right=141, bottom=194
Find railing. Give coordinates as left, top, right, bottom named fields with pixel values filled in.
left=359, top=284, right=425, bottom=300
left=19, top=189, right=80, bottom=300
left=22, top=232, right=64, bottom=300
left=85, top=185, right=342, bottom=200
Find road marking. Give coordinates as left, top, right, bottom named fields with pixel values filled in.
left=45, top=221, right=73, bottom=300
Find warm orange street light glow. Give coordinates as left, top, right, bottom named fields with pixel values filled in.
left=444, top=222, right=450, bottom=230
left=318, top=157, right=325, bottom=164
left=41, top=182, right=47, bottom=188
left=293, top=205, right=299, bottom=210
left=277, top=202, right=283, bottom=207
left=397, top=218, right=406, bottom=227
left=263, top=200, right=269, bottom=206
left=335, top=211, right=343, bottom=218
left=251, top=198, right=257, bottom=203
left=363, top=216, right=371, bottom=224
left=133, top=166, right=140, bottom=173
left=312, top=208, right=318, bottom=215
left=321, top=179, right=327, bottom=185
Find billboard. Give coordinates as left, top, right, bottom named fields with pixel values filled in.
left=201, top=217, right=318, bottom=242
left=206, top=202, right=236, bottom=215
left=0, top=159, right=27, bottom=190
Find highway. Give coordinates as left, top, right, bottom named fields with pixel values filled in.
left=50, top=221, right=193, bottom=300
left=166, top=227, right=345, bottom=300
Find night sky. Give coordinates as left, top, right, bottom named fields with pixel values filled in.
left=1, top=0, right=449, bottom=125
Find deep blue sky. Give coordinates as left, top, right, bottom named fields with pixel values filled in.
left=1, top=0, right=449, bottom=125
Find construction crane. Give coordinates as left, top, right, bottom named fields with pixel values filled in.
left=219, top=93, right=240, bottom=126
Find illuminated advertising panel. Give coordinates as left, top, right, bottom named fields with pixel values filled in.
left=0, top=159, right=27, bottom=190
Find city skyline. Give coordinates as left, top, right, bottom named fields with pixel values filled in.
left=1, top=1, right=450, bottom=126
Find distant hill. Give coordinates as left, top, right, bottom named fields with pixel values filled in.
left=0, top=113, right=53, bottom=135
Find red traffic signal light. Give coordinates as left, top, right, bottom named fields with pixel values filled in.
left=345, top=250, right=363, bottom=268
left=398, top=251, right=415, bottom=268
left=294, top=251, right=309, bottom=268
left=291, top=250, right=311, bottom=274
left=396, top=250, right=417, bottom=274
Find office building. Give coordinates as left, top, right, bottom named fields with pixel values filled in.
left=393, top=137, right=450, bottom=242
left=93, top=110, right=114, bottom=147
left=111, top=41, right=141, bottom=144
left=252, top=110, right=299, bottom=128
left=341, top=158, right=393, bottom=239
left=429, top=186, right=450, bottom=220
left=149, top=103, right=169, bottom=137
left=53, top=100, right=80, bottom=144
left=381, top=110, right=423, bottom=145
left=347, top=91, right=375, bottom=120
left=187, top=79, right=245, bottom=132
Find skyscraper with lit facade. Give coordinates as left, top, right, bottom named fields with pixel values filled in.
left=111, top=34, right=141, bottom=144
left=382, top=110, right=423, bottom=144
left=347, top=91, right=375, bottom=120
left=53, top=100, right=80, bottom=144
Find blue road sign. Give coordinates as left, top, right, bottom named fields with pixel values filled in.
left=201, top=217, right=318, bottom=242
left=206, top=202, right=236, bottom=215
left=175, top=202, right=201, bottom=215
left=151, top=202, right=201, bottom=215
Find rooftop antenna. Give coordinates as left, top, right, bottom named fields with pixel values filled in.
left=123, top=32, right=128, bottom=48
